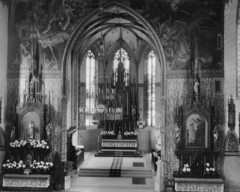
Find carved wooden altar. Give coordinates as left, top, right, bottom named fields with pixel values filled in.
left=1, top=73, right=54, bottom=190
left=174, top=100, right=224, bottom=190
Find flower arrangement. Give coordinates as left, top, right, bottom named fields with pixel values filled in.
left=30, top=140, right=50, bottom=149
left=100, top=131, right=115, bottom=136
left=10, top=140, right=27, bottom=148
left=205, top=163, right=215, bottom=174
left=123, top=131, right=138, bottom=136
left=31, top=160, right=53, bottom=172
left=182, top=164, right=191, bottom=174
left=24, top=168, right=31, bottom=175
left=2, top=160, right=26, bottom=172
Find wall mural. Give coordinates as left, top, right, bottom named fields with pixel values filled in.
left=10, top=0, right=88, bottom=71
left=6, top=0, right=224, bottom=179
left=141, top=0, right=223, bottom=70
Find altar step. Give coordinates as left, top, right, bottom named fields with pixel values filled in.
left=95, top=151, right=143, bottom=157
left=78, top=168, right=153, bottom=178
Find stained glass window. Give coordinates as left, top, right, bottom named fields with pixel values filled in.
left=147, top=51, right=155, bottom=126
left=86, top=50, right=96, bottom=126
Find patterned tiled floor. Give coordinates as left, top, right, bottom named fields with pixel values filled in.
left=64, top=152, right=155, bottom=192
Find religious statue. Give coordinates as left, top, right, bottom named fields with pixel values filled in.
left=213, top=125, right=218, bottom=143
left=25, top=121, right=35, bottom=140
left=193, top=78, right=199, bottom=94
left=117, top=62, right=125, bottom=82
left=10, top=123, right=16, bottom=142
left=175, top=125, right=181, bottom=144
left=46, top=123, right=52, bottom=141
left=30, top=78, right=35, bottom=95
left=131, top=104, right=136, bottom=117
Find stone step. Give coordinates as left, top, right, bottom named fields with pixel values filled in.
left=95, top=151, right=143, bottom=157
left=78, top=168, right=153, bottom=178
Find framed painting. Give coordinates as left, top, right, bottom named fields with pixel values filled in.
left=185, top=113, right=208, bottom=149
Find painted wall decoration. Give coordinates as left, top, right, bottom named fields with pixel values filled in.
left=6, top=0, right=225, bottom=180
left=140, top=0, right=223, bottom=70
left=186, top=113, right=207, bottom=148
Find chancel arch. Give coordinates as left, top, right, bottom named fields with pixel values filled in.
left=61, top=1, right=166, bottom=155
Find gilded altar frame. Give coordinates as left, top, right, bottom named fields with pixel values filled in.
left=182, top=103, right=211, bottom=150
left=17, top=101, right=45, bottom=141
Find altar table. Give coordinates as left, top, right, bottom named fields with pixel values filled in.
left=101, top=139, right=137, bottom=151
left=174, top=177, right=224, bottom=192
left=2, top=174, right=50, bottom=188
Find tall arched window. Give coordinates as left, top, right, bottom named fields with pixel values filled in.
left=113, top=48, right=129, bottom=86
left=86, top=50, right=96, bottom=126
left=147, top=51, right=155, bottom=126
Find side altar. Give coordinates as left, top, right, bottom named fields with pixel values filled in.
left=1, top=69, right=62, bottom=191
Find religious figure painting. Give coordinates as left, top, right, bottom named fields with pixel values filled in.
left=186, top=113, right=208, bottom=148
left=25, top=121, right=38, bottom=141
left=22, top=112, right=40, bottom=141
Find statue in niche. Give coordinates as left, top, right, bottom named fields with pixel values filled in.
left=117, top=62, right=125, bottom=83
left=29, top=76, right=39, bottom=98
left=213, top=125, right=218, bottom=143
left=30, top=78, right=35, bottom=95
left=46, top=123, right=52, bottom=141
left=193, top=78, right=199, bottom=94
left=25, top=121, right=36, bottom=140
left=175, top=125, right=181, bottom=144
left=10, top=123, right=16, bottom=142
left=131, top=104, right=136, bottom=117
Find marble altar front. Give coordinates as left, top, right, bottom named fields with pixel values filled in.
left=174, top=177, right=224, bottom=192
left=2, top=174, right=50, bottom=188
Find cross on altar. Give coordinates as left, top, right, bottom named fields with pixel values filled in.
left=137, top=120, right=145, bottom=129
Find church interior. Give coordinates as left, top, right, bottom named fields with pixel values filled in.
left=0, top=0, right=239, bottom=191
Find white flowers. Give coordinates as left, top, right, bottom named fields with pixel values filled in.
left=31, top=161, right=53, bottom=171
left=30, top=140, right=49, bottom=149
left=10, top=139, right=50, bottom=149
left=124, top=131, right=138, bottom=136
left=205, top=163, right=215, bottom=173
left=10, top=140, right=27, bottom=147
left=182, top=164, right=191, bottom=173
left=100, top=131, right=115, bottom=136
left=2, top=160, right=25, bottom=171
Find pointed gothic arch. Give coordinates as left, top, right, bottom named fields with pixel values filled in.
left=61, top=1, right=166, bottom=97
left=60, top=1, right=167, bottom=159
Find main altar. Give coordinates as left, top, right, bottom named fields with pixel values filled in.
left=80, top=57, right=141, bottom=157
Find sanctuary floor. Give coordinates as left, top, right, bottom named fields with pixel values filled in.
left=64, top=151, right=156, bottom=192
